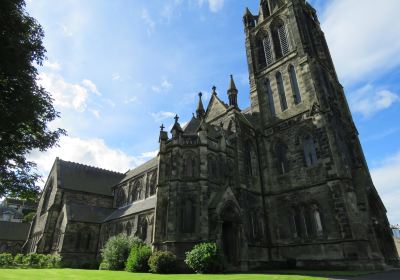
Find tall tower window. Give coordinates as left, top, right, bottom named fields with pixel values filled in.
left=275, top=142, right=289, bottom=174
left=265, top=79, right=275, bottom=116
left=271, top=20, right=289, bottom=59
left=289, top=65, right=301, bottom=104
left=276, top=72, right=288, bottom=111
left=303, top=135, right=318, bottom=167
left=263, top=35, right=273, bottom=66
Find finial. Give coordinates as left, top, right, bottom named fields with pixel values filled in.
left=198, top=92, right=203, bottom=98
left=192, top=112, right=195, bottom=118
left=212, top=86, right=217, bottom=95
left=160, top=124, right=165, bottom=131
left=196, top=92, right=205, bottom=118
left=174, top=114, right=179, bottom=124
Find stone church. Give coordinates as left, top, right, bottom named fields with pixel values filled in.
left=23, top=0, right=398, bottom=270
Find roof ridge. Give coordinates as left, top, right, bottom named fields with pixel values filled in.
left=58, top=159, right=124, bottom=175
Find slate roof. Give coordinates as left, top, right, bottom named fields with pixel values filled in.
left=66, top=202, right=115, bottom=223
left=104, top=196, right=156, bottom=222
left=183, top=117, right=201, bottom=134
left=0, top=221, right=30, bottom=241
left=58, top=159, right=125, bottom=196
left=120, top=157, right=158, bottom=184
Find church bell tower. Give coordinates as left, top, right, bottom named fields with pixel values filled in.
left=243, top=0, right=399, bottom=268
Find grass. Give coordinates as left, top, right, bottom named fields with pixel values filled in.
left=0, top=269, right=328, bottom=280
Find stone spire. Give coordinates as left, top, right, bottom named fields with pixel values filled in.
left=171, top=114, right=183, bottom=138
left=227, top=75, right=238, bottom=108
left=243, top=7, right=255, bottom=28
left=196, top=92, right=205, bottom=118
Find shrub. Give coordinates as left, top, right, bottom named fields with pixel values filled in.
left=185, top=242, right=224, bottom=273
left=14, top=253, right=24, bottom=266
left=48, top=254, right=62, bottom=268
left=100, top=234, right=143, bottom=270
left=99, top=262, right=110, bottom=270
left=0, top=253, right=14, bottom=268
left=148, top=251, right=177, bottom=274
left=126, top=243, right=152, bottom=272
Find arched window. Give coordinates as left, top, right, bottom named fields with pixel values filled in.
left=263, top=35, right=273, bottom=66
left=303, top=135, right=318, bottom=167
left=271, top=20, right=289, bottom=59
left=126, top=222, right=132, bottom=236
left=208, top=155, right=218, bottom=178
left=275, top=142, right=288, bottom=174
left=265, top=78, right=276, bottom=116
left=131, top=180, right=142, bottom=202
left=261, top=1, right=270, bottom=18
left=137, top=216, right=148, bottom=241
left=85, top=232, right=91, bottom=250
left=276, top=72, right=288, bottom=111
left=289, top=65, right=301, bottom=104
left=312, top=205, right=324, bottom=236
left=116, top=188, right=126, bottom=207
left=148, top=172, right=157, bottom=196
left=181, top=199, right=196, bottom=233
left=183, top=153, right=196, bottom=178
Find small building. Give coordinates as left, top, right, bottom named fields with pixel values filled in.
left=0, top=221, right=30, bottom=254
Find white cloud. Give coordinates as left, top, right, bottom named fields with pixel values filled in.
left=321, top=0, right=400, bottom=83
left=140, top=150, right=159, bottom=158
left=141, top=9, right=156, bottom=35
left=371, top=151, right=400, bottom=224
left=82, top=79, right=101, bottom=96
left=198, top=0, right=224, bottom=12
left=89, top=109, right=101, bottom=119
left=151, top=78, right=173, bottom=93
left=124, top=96, right=138, bottom=104
left=112, top=73, right=121, bottom=81
left=38, top=73, right=102, bottom=113
left=349, top=84, right=399, bottom=118
left=39, top=73, right=88, bottom=112
left=43, top=60, right=61, bottom=71
left=28, top=136, right=159, bottom=186
left=150, top=111, right=176, bottom=122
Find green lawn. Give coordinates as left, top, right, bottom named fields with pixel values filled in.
left=0, top=269, right=328, bottom=280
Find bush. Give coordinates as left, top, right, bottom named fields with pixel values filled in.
left=99, top=262, right=110, bottom=270
left=100, top=234, right=143, bottom=270
left=0, top=253, right=14, bottom=267
left=148, top=251, right=177, bottom=274
left=23, top=212, right=36, bottom=222
left=14, top=253, right=24, bottom=266
left=185, top=242, right=224, bottom=273
left=21, top=253, right=61, bottom=268
left=126, top=243, right=152, bottom=272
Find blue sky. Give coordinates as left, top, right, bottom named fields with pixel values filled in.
left=25, top=0, right=400, bottom=224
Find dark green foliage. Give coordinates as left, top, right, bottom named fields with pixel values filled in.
left=185, top=242, right=225, bottom=273
left=0, top=253, right=14, bottom=267
left=0, top=253, right=60, bottom=268
left=23, top=211, right=36, bottom=222
left=13, top=253, right=24, bottom=266
left=100, top=234, right=142, bottom=271
left=0, top=0, right=66, bottom=199
left=148, top=251, right=177, bottom=274
left=125, top=243, right=152, bottom=272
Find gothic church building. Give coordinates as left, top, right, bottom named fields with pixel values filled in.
left=24, top=0, right=398, bottom=270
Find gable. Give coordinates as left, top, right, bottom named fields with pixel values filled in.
left=205, top=95, right=228, bottom=123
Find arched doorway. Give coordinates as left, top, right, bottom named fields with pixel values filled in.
left=220, top=203, right=241, bottom=266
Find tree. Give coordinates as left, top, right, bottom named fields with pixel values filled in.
left=0, top=0, right=65, bottom=200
